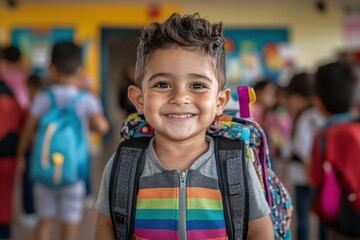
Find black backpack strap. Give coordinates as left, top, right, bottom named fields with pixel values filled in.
left=214, top=137, right=249, bottom=240
left=0, top=81, right=14, bottom=96
left=109, top=137, right=151, bottom=240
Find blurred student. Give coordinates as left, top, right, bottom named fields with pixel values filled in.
left=272, top=86, right=292, bottom=162
left=251, top=80, right=292, bottom=169
left=0, top=46, right=29, bottom=109
left=251, top=80, right=277, bottom=130
left=118, top=62, right=137, bottom=116
left=287, top=72, right=326, bottom=240
left=16, top=41, right=108, bottom=240
left=19, top=74, right=44, bottom=227
left=311, top=61, right=360, bottom=239
left=0, top=46, right=27, bottom=240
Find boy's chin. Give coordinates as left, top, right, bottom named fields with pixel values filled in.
left=154, top=129, right=207, bottom=142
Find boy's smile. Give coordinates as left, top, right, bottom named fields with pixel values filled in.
left=129, top=45, right=230, bottom=144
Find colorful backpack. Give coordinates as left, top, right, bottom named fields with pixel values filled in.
left=30, top=90, right=89, bottom=189
left=312, top=120, right=360, bottom=237
left=110, top=86, right=292, bottom=240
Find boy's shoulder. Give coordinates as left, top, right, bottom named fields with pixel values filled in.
left=44, top=84, right=96, bottom=101
left=297, top=107, right=326, bottom=128
left=314, top=116, right=359, bottom=146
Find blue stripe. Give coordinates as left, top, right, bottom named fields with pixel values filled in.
left=187, top=220, right=226, bottom=230
left=135, top=219, right=178, bottom=230
left=188, top=209, right=225, bottom=220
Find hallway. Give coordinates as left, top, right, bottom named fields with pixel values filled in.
left=12, top=126, right=120, bottom=240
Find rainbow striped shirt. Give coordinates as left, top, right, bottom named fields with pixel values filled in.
left=133, top=137, right=227, bottom=240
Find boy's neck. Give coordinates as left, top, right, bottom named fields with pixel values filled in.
left=53, top=76, right=79, bottom=86
left=153, top=134, right=209, bottom=172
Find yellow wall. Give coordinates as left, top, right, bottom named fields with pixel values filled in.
left=0, top=3, right=347, bottom=79
left=0, top=4, right=180, bottom=146
left=0, top=4, right=181, bottom=93
left=0, top=3, right=347, bottom=147
left=183, top=2, right=345, bottom=71
left=0, top=3, right=346, bottom=76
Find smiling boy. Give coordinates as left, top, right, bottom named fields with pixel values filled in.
left=95, top=13, right=273, bottom=240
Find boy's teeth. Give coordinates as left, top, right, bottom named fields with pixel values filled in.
left=167, top=114, right=193, bottom=118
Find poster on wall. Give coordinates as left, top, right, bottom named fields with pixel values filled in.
left=224, top=28, right=296, bottom=108
left=343, top=16, right=360, bottom=50
left=11, top=28, right=74, bottom=77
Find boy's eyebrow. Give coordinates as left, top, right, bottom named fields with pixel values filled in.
left=148, top=72, right=214, bottom=84
left=188, top=73, right=214, bottom=84
left=148, top=73, right=173, bottom=82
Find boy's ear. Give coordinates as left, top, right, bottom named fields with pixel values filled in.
left=216, top=88, right=231, bottom=116
left=75, top=66, right=85, bottom=78
left=312, top=95, right=329, bottom=117
left=48, top=65, right=57, bottom=80
left=128, top=85, right=144, bottom=114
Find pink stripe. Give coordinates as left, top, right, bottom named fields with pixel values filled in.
left=134, top=228, right=178, bottom=240
left=188, top=228, right=227, bottom=240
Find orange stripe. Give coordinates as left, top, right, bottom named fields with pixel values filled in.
left=137, top=188, right=178, bottom=199
left=188, top=187, right=222, bottom=200
left=138, top=187, right=222, bottom=200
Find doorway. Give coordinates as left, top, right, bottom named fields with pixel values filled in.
left=100, top=28, right=140, bottom=142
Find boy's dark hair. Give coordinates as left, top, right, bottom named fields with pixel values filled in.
left=51, top=41, right=82, bottom=76
left=27, top=74, right=43, bottom=89
left=3, top=46, right=21, bottom=63
left=314, top=61, right=358, bottom=114
left=135, top=13, right=226, bottom=89
left=253, top=79, right=275, bottom=92
left=286, top=72, right=312, bottom=98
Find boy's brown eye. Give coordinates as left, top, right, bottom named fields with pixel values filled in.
left=192, top=83, right=205, bottom=89
left=154, top=82, right=171, bottom=88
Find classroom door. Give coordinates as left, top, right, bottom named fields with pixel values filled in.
left=100, top=28, right=140, bottom=141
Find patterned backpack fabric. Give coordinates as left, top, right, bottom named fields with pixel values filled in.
left=119, top=113, right=292, bottom=240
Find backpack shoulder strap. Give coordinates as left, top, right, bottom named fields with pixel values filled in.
left=0, top=81, right=14, bottom=96
left=109, top=137, right=151, bottom=240
left=214, top=136, right=249, bottom=240
left=45, top=90, right=57, bottom=108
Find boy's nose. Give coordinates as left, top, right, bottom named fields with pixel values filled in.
left=169, top=89, right=190, bottom=106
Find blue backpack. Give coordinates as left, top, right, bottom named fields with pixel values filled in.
left=30, top=90, right=89, bottom=189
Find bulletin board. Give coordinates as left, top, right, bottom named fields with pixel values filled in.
left=224, top=28, right=294, bottom=103
left=11, top=28, right=74, bottom=76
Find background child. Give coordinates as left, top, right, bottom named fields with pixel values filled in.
left=251, top=80, right=292, bottom=173
left=311, top=61, right=359, bottom=239
left=19, top=74, right=44, bottom=227
left=95, top=13, right=273, bottom=240
left=286, top=72, right=326, bottom=240
left=0, top=45, right=27, bottom=240
left=16, top=41, right=108, bottom=240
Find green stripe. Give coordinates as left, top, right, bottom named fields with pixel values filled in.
left=187, top=199, right=223, bottom=210
left=135, top=209, right=178, bottom=220
left=136, top=198, right=178, bottom=209
left=187, top=209, right=225, bottom=220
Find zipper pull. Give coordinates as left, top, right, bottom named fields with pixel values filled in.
left=179, top=171, right=187, bottom=192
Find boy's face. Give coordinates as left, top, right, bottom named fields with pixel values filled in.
left=129, top=45, right=230, bottom=142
